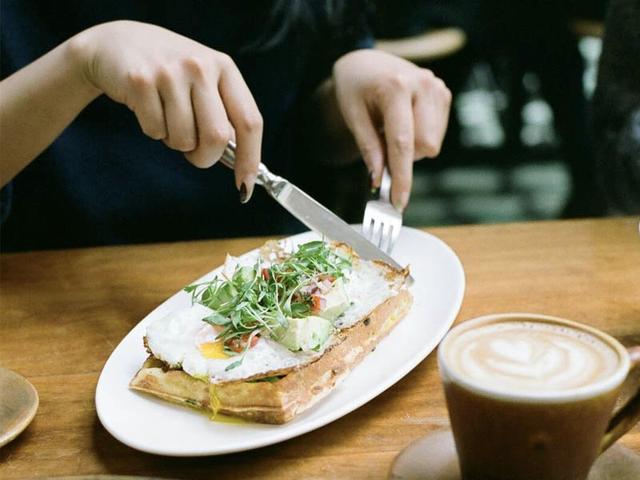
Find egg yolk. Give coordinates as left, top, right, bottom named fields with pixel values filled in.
left=199, top=341, right=229, bottom=359
left=208, top=384, right=246, bottom=423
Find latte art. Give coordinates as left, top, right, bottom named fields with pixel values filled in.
left=445, top=321, right=619, bottom=394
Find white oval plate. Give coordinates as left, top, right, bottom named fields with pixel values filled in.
left=95, top=227, right=465, bottom=456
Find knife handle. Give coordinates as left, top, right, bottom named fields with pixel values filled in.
left=219, top=140, right=237, bottom=170
left=220, top=140, right=275, bottom=188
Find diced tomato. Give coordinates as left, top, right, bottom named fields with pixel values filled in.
left=311, top=295, right=326, bottom=313
left=225, top=333, right=260, bottom=353
left=225, top=337, right=244, bottom=353
left=261, top=268, right=270, bottom=280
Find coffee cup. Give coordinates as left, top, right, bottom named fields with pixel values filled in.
left=438, top=313, right=640, bottom=480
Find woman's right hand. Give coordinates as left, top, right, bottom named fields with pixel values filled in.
left=70, top=20, right=262, bottom=202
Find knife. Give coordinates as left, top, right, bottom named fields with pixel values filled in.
left=219, top=141, right=407, bottom=273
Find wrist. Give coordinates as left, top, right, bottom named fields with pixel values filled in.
left=65, top=28, right=102, bottom=102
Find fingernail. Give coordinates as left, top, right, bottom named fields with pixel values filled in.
left=239, top=183, right=248, bottom=204
left=239, top=182, right=254, bottom=204
left=370, top=172, right=379, bottom=195
left=370, top=171, right=381, bottom=190
left=394, top=192, right=409, bottom=212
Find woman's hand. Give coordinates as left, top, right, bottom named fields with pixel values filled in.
left=71, top=20, right=262, bottom=201
left=333, top=49, right=452, bottom=210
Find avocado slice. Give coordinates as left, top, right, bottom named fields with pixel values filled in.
left=318, top=278, right=350, bottom=321
left=275, top=316, right=333, bottom=352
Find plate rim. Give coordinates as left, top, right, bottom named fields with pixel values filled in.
left=95, top=226, right=465, bottom=456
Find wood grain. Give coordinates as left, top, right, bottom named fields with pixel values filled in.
left=1, top=218, right=639, bottom=479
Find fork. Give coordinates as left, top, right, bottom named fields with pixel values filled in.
left=362, top=167, right=402, bottom=253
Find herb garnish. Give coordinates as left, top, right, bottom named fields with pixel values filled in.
left=184, top=241, right=351, bottom=370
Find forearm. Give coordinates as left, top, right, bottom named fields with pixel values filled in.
left=0, top=35, right=101, bottom=187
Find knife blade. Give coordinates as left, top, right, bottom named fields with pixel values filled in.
left=219, top=141, right=406, bottom=272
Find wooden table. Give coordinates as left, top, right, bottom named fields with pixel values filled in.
left=1, top=218, right=639, bottom=478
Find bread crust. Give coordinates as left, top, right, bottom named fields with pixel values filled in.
left=129, top=248, right=413, bottom=424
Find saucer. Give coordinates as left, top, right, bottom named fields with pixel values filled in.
left=389, top=429, right=640, bottom=480
left=0, top=367, right=39, bottom=447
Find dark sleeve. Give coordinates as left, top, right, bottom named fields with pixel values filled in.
left=0, top=184, right=12, bottom=225
left=592, top=0, right=640, bottom=214
left=299, top=0, right=374, bottom=94
left=336, top=0, right=375, bottom=51
left=371, top=0, right=481, bottom=39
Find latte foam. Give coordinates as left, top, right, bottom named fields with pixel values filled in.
left=443, top=321, right=620, bottom=395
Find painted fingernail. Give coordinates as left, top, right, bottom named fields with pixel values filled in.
left=239, top=182, right=254, bottom=204
left=239, top=183, right=248, bottom=204
left=394, top=192, right=409, bottom=212
left=370, top=172, right=379, bottom=194
left=370, top=171, right=381, bottom=190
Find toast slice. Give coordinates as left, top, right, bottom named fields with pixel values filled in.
left=130, top=241, right=413, bottom=424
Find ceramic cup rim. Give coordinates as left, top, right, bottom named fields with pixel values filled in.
left=438, top=313, right=631, bottom=403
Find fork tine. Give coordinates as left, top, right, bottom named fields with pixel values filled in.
left=362, top=167, right=403, bottom=253
left=381, top=223, right=393, bottom=253
left=370, top=219, right=383, bottom=248
left=376, top=222, right=386, bottom=250
left=391, top=222, right=401, bottom=248
left=378, top=222, right=390, bottom=252
left=362, top=210, right=374, bottom=239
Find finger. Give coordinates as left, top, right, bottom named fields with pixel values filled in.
left=341, top=99, right=385, bottom=188
left=185, top=82, right=232, bottom=169
left=218, top=58, right=262, bottom=203
left=413, top=77, right=452, bottom=159
left=127, top=72, right=166, bottom=140
left=157, top=68, right=197, bottom=153
left=382, top=89, right=414, bottom=211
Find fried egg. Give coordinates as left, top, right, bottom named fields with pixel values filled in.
left=145, top=256, right=398, bottom=384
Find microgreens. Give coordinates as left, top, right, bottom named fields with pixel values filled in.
left=184, top=241, right=352, bottom=370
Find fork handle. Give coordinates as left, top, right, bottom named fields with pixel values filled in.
left=379, top=167, right=392, bottom=203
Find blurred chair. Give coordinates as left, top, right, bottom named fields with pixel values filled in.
left=375, top=28, right=467, bottom=63
left=468, top=0, right=609, bottom=218
left=570, top=18, right=604, bottom=38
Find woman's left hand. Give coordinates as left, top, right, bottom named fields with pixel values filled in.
left=333, top=49, right=452, bottom=211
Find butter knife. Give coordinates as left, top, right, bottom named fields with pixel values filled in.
left=219, top=141, right=406, bottom=272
